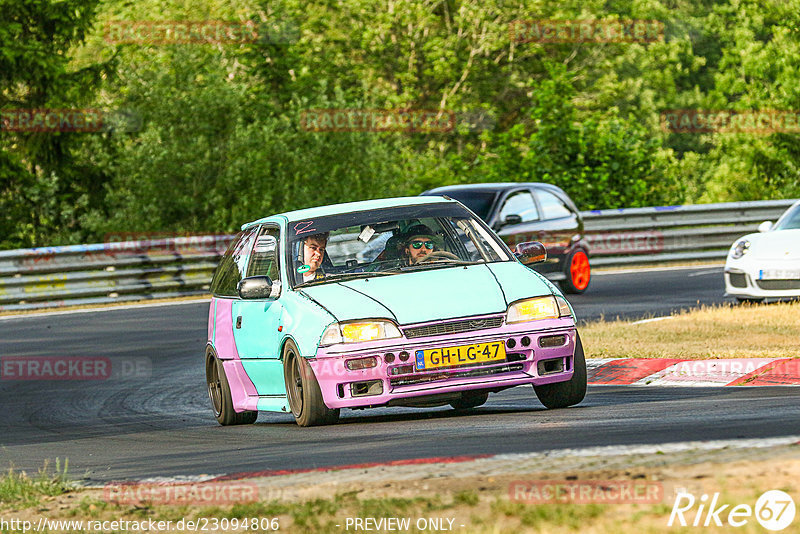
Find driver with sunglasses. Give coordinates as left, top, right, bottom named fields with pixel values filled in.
left=401, top=224, right=437, bottom=265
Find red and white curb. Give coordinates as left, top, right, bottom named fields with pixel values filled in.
left=587, top=357, right=800, bottom=386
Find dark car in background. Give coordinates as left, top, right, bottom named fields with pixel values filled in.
left=421, top=183, right=590, bottom=293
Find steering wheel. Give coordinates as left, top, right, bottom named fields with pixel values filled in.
left=416, top=250, right=460, bottom=263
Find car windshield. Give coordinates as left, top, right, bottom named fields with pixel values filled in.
left=773, top=204, right=800, bottom=230
left=288, top=203, right=511, bottom=287
left=434, top=190, right=497, bottom=220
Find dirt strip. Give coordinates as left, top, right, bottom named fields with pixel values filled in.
left=5, top=440, right=798, bottom=533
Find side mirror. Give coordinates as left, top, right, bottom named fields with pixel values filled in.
left=237, top=276, right=280, bottom=299
left=515, top=241, right=547, bottom=265
left=501, top=214, right=522, bottom=228
left=757, top=221, right=773, bottom=233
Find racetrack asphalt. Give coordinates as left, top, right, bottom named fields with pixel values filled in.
left=4, top=265, right=798, bottom=482
left=576, top=264, right=727, bottom=323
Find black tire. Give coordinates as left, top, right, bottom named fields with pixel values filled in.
left=558, top=247, right=591, bottom=294
left=533, top=333, right=587, bottom=409
left=283, top=340, right=339, bottom=427
left=206, top=351, right=258, bottom=426
left=450, top=391, right=489, bottom=411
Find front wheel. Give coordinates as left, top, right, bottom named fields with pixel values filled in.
left=283, top=341, right=339, bottom=427
left=206, top=352, right=258, bottom=426
left=559, top=248, right=591, bottom=294
left=533, top=333, right=587, bottom=409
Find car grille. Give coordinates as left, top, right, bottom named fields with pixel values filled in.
left=728, top=272, right=747, bottom=288
left=756, top=280, right=800, bottom=290
left=390, top=362, right=524, bottom=387
left=403, top=316, right=503, bottom=339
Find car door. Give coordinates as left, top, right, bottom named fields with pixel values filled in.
left=209, top=225, right=260, bottom=360
left=231, top=225, right=287, bottom=396
left=531, top=188, right=580, bottom=260
left=493, top=188, right=544, bottom=247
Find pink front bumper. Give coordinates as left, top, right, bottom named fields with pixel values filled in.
left=308, top=316, right=578, bottom=409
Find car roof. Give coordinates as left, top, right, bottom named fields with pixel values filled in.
left=242, top=195, right=457, bottom=230
left=423, top=182, right=567, bottom=195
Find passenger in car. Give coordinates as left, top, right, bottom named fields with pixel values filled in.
left=300, top=232, right=329, bottom=282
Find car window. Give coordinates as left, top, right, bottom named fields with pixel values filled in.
left=246, top=227, right=281, bottom=280
left=774, top=204, right=800, bottom=230
left=498, top=191, right=539, bottom=223
left=210, top=226, right=259, bottom=297
left=438, top=191, right=497, bottom=220
left=286, top=203, right=511, bottom=287
left=536, top=190, right=573, bottom=220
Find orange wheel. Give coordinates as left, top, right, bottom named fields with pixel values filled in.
left=559, top=249, right=590, bottom=294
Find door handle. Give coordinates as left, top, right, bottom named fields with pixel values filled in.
left=235, top=316, right=242, bottom=329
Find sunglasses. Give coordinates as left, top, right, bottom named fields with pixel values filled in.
left=409, top=240, right=434, bottom=250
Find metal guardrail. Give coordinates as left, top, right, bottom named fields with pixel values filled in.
left=583, top=199, right=797, bottom=266
left=0, top=236, right=234, bottom=312
left=0, top=199, right=796, bottom=311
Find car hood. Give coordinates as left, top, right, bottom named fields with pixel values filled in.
left=299, top=262, right=553, bottom=325
left=739, top=229, right=800, bottom=260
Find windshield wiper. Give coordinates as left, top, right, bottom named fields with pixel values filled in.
left=295, top=271, right=396, bottom=288
left=398, top=259, right=482, bottom=272
left=327, top=271, right=397, bottom=281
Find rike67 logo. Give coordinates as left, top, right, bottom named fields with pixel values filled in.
left=669, top=490, right=796, bottom=531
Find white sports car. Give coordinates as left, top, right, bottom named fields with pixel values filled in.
left=724, top=199, right=800, bottom=301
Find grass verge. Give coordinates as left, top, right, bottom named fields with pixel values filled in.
left=581, top=300, right=800, bottom=359
left=4, top=450, right=800, bottom=533
left=0, top=460, right=71, bottom=509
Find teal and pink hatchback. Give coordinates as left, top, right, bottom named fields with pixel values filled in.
left=206, top=196, right=586, bottom=426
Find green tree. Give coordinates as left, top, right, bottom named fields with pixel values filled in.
left=449, top=62, right=682, bottom=208
left=0, top=0, right=113, bottom=248
left=6, top=0, right=800, bottom=248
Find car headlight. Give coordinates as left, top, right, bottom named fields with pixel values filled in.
left=730, top=239, right=750, bottom=259
left=320, top=320, right=402, bottom=346
left=506, top=296, right=572, bottom=324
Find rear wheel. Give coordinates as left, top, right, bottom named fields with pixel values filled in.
left=559, top=248, right=591, bottom=294
left=206, top=352, right=258, bottom=426
left=533, top=333, right=587, bottom=409
left=283, top=341, right=339, bottom=427
left=449, top=391, right=489, bottom=411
